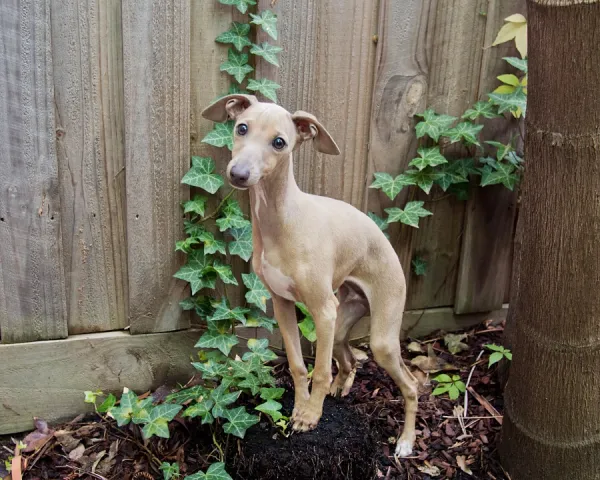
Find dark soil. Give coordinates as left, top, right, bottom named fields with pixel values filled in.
left=1, top=321, right=510, bottom=480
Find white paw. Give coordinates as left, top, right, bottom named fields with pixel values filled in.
left=395, top=439, right=413, bottom=458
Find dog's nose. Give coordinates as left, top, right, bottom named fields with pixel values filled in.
left=230, top=165, right=250, bottom=184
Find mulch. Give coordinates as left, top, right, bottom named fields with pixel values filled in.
left=0, top=320, right=510, bottom=480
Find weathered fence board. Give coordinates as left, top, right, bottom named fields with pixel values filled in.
left=0, top=0, right=68, bottom=344
left=51, top=0, right=128, bottom=334
left=122, top=0, right=191, bottom=334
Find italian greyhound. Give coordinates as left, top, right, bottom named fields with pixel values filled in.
left=202, top=94, right=418, bottom=457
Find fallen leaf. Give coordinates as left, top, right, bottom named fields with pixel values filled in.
left=350, top=346, right=369, bottom=361
left=417, top=462, right=441, bottom=476
left=443, top=333, right=469, bottom=354
left=456, top=455, right=473, bottom=476
left=68, top=443, right=86, bottom=462
left=55, top=431, right=80, bottom=453
left=22, top=418, right=54, bottom=453
left=407, top=341, right=424, bottom=353
left=410, top=344, right=458, bottom=373
left=91, top=450, right=106, bottom=473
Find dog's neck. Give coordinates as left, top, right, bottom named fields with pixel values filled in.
left=248, top=153, right=301, bottom=242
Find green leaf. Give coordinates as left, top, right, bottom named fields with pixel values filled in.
left=415, top=109, right=457, bottom=142
left=108, top=389, right=137, bottom=426
left=198, top=231, right=227, bottom=256
left=237, top=373, right=262, bottom=395
left=462, top=101, right=501, bottom=120
left=173, top=249, right=213, bottom=295
left=175, top=237, right=200, bottom=253
left=260, top=387, right=285, bottom=400
left=242, top=338, right=278, bottom=362
left=182, top=157, right=225, bottom=194
left=142, top=404, right=182, bottom=439
left=196, top=329, right=239, bottom=356
left=369, top=172, right=415, bottom=201
left=228, top=224, right=253, bottom=261
left=435, top=163, right=469, bottom=192
left=218, top=0, right=256, bottom=14
left=386, top=201, right=433, bottom=228
left=400, top=169, right=443, bottom=194
left=183, top=398, right=215, bottom=424
left=215, top=22, right=252, bottom=52
left=488, top=351, right=505, bottom=368
left=432, top=385, right=449, bottom=396
left=449, top=158, right=479, bottom=178
left=84, top=390, right=102, bottom=404
left=222, top=406, right=260, bottom=438
left=211, top=384, right=242, bottom=419
left=250, top=42, right=282, bottom=67
left=434, top=374, right=452, bottom=383
left=448, top=182, right=471, bottom=201
left=298, top=307, right=316, bottom=343
left=183, top=195, right=208, bottom=217
left=367, top=212, right=389, bottom=238
left=206, top=258, right=238, bottom=285
left=244, top=309, right=276, bottom=332
left=250, top=10, right=278, bottom=40
left=443, top=122, right=484, bottom=146
left=412, top=256, right=427, bottom=276
left=184, top=220, right=206, bottom=238
left=220, top=48, right=254, bottom=83
left=503, top=56, right=528, bottom=73
left=409, top=146, right=448, bottom=171
left=479, top=161, right=518, bottom=190
left=488, top=85, right=527, bottom=118
left=160, top=462, right=180, bottom=480
left=184, top=462, right=233, bottom=480
left=456, top=380, right=466, bottom=393
left=247, top=78, right=281, bottom=102
left=98, top=393, right=116, bottom=413
left=192, top=359, right=230, bottom=380
left=504, top=351, right=513, bottom=361
left=255, top=399, right=284, bottom=422
left=242, top=273, right=271, bottom=312
left=166, top=385, right=209, bottom=405
left=216, top=210, right=251, bottom=232
left=202, top=121, right=235, bottom=151
left=485, top=343, right=505, bottom=352
left=485, top=141, right=513, bottom=161
left=208, top=297, right=249, bottom=323
left=448, top=385, right=460, bottom=400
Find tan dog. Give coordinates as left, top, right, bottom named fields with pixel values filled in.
left=202, top=94, right=418, bottom=457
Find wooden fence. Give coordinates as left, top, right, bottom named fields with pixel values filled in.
left=0, top=0, right=523, bottom=434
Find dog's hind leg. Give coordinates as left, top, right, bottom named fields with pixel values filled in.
left=369, top=292, right=418, bottom=458
left=330, top=282, right=369, bottom=396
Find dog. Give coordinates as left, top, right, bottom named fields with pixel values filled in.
left=202, top=94, right=418, bottom=457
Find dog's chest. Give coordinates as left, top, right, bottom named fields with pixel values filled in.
left=258, top=251, right=297, bottom=302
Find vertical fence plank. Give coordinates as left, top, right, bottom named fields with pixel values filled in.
left=51, top=0, right=128, bottom=334
left=454, top=0, right=524, bottom=314
left=122, top=0, right=191, bottom=334
left=0, top=0, right=68, bottom=343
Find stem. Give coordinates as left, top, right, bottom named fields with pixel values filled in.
left=200, top=189, right=236, bottom=223
left=212, top=430, right=224, bottom=462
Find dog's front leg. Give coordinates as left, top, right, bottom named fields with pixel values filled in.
left=271, top=296, right=310, bottom=416
left=292, top=293, right=338, bottom=431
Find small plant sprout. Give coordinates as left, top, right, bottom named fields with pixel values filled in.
left=485, top=344, right=512, bottom=368
left=432, top=374, right=467, bottom=400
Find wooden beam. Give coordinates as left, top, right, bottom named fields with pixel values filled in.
left=51, top=0, right=129, bottom=334
left=0, top=0, right=68, bottom=343
left=0, top=330, right=200, bottom=435
left=122, top=0, right=191, bottom=333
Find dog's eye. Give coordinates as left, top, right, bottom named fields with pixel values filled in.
left=272, top=137, right=286, bottom=150
left=236, top=123, right=248, bottom=136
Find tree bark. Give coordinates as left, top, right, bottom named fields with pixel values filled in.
left=500, top=1, right=600, bottom=479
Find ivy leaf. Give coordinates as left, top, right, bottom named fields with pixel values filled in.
left=141, top=404, right=182, bottom=439
left=296, top=302, right=316, bottom=342
left=449, top=158, right=479, bottom=178
left=412, top=256, right=427, bottom=276
left=218, top=0, right=256, bottom=14
left=415, top=109, right=457, bottom=142
left=247, top=78, right=281, bottom=102
left=175, top=237, right=200, bottom=253
left=260, top=387, right=285, bottom=400
left=211, top=384, right=242, bottom=419
left=185, top=462, right=233, bottom=480
left=488, top=86, right=527, bottom=118
left=448, top=182, right=471, bottom=201
left=220, top=48, right=253, bottom=84
left=216, top=207, right=251, bottom=231
left=198, top=231, right=227, bottom=256
left=183, top=398, right=215, bottom=424
left=369, top=172, right=415, bottom=201
left=208, top=298, right=249, bottom=323
left=160, top=462, right=180, bottom=480
left=462, top=101, right=501, bottom=121
left=492, top=14, right=527, bottom=59
left=443, top=122, right=484, bottom=146
left=202, top=121, right=235, bottom=151
left=385, top=201, right=433, bottom=228
left=250, top=10, right=278, bottom=40
left=242, top=273, right=271, bottom=312
left=444, top=333, right=469, bottom=354
left=84, top=390, right=103, bottom=404
left=367, top=212, right=389, bottom=239
left=503, top=56, right=528, bottom=73
left=215, top=22, right=252, bottom=52
left=479, top=161, right=519, bottom=190
left=228, top=224, right=253, bottom=261
left=222, top=406, right=260, bottom=438
left=192, top=359, right=230, bottom=380
left=250, top=42, right=282, bottom=67
left=244, top=309, right=276, bottom=332
left=255, top=399, right=284, bottom=422
left=97, top=393, right=116, bottom=413
left=235, top=373, right=260, bottom=396
left=435, top=162, right=469, bottom=192
left=205, top=258, right=238, bottom=285
left=401, top=169, right=443, bottom=194
left=182, top=157, right=225, bottom=194
left=196, top=329, right=239, bottom=356
left=409, top=146, right=448, bottom=171
left=485, top=141, right=513, bottom=161
left=166, top=385, right=209, bottom=405
left=242, top=338, right=278, bottom=363
left=183, top=195, right=208, bottom=217
left=173, top=249, right=213, bottom=295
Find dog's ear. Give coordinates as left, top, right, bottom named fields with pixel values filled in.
left=292, top=111, right=341, bottom=155
left=202, top=94, right=258, bottom=122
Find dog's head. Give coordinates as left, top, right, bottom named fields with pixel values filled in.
left=201, top=94, right=340, bottom=189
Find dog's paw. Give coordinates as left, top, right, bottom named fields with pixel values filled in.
left=291, top=406, right=322, bottom=432
left=329, top=376, right=344, bottom=397
left=395, top=439, right=414, bottom=458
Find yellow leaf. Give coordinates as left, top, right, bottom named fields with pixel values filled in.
left=515, top=24, right=527, bottom=58
left=513, top=107, right=523, bottom=118
left=493, top=84, right=515, bottom=94
left=492, top=22, right=520, bottom=46
left=497, top=74, right=520, bottom=86
left=456, top=455, right=473, bottom=476
left=504, top=13, right=526, bottom=23
left=520, top=76, right=528, bottom=87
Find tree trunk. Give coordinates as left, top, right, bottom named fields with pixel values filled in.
left=500, top=1, right=600, bottom=479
